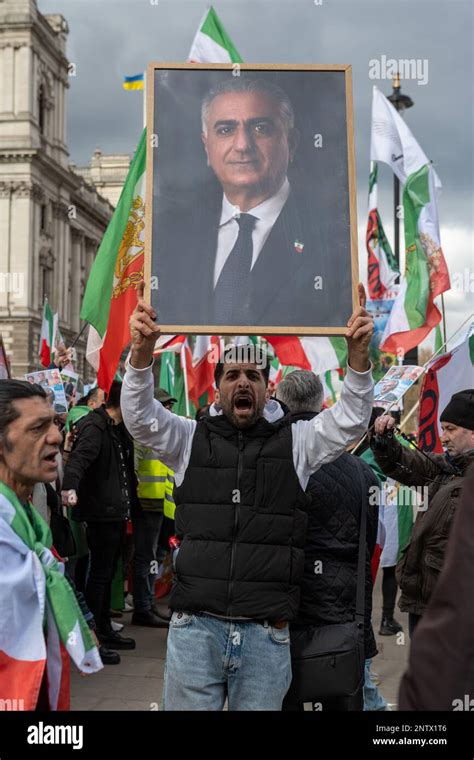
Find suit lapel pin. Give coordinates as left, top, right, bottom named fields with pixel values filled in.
left=294, top=239, right=304, bottom=254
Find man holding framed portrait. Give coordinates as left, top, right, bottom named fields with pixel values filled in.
left=121, top=281, right=374, bottom=711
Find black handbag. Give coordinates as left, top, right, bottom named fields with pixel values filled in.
left=285, top=466, right=368, bottom=702
left=46, top=483, right=77, bottom=559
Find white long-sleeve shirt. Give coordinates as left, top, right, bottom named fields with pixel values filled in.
left=121, top=362, right=374, bottom=490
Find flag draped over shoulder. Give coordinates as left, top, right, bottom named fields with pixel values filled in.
left=366, top=162, right=399, bottom=299
left=418, top=324, right=474, bottom=452
left=0, top=483, right=102, bottom=710
left=82, top=129, right=146, bottom=392
left=370, top=86, right=450, bottom=355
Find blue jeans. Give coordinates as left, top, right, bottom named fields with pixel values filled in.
left=132, top=512, right=165, bottom=613
left=162, top=612, right=292, bottom=711
left=363, top=658, right=387, bottom=711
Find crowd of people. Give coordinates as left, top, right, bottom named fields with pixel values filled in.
left=0, top=283, right=473, bottom=711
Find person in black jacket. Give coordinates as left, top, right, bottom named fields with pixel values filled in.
left=61, top=381, right=140, bottom=664
left=276, top=370, right=379, bottom=711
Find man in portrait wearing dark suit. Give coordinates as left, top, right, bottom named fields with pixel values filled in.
left=154, top=77, right=348, bottom=328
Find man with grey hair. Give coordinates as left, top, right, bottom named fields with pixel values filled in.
left=154, top=75, right=334, bottom=327
left=275, top=369, right=324, bottom=415
left=276, top=370, right=379, bottom=711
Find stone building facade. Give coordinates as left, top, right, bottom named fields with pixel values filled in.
left=0, top=0, right=129, bottom=380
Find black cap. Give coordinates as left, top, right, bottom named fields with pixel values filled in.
left=440, top=389, right=474, bottom=431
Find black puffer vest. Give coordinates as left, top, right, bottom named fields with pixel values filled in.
left=170, top=412, right=311, bottom=621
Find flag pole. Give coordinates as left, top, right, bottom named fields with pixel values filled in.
left=400, top=400, right=420, bottom=429
left=70, top=321, right=89, bottom=349
left=181, top=342, right=191, bottom=417
left=440, top=293, right=447, bottom=344
left=143, top=70, right=147, bottom=129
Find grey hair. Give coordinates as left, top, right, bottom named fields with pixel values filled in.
left=201, top=77, right=295, bottom=136
left=276, top=370, right=324, bottom=414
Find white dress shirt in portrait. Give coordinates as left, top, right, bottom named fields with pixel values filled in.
left=213, top=177, right=290, bottom=288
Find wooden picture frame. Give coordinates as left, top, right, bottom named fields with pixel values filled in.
left=145, top=63, right=358, bottom=335
left=0, top=334, right=11, bottom=379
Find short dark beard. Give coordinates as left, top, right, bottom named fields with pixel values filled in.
left=221, top=398, right=266, bottom=430
left=228, top=409, right=259, bottom=430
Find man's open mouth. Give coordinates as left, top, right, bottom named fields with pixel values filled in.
left=234, top=396, right=253, bottom=412
left=43, top=451, right=58, bottom=464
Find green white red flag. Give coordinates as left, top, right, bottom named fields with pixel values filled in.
left=188, top=6, right=243, bottom=63
left=265, top=335, right=347, bottom=375
left=192, top=335, right=220, bottom=403
left=370, top=86, right=450, bottom=355
left=322, top=370, right=338, bottom=407
left=154, top=335, right=196, bottom=414
left=366, top=162, right=399, bottom=299
left=39, top=299, right=57, bottom=368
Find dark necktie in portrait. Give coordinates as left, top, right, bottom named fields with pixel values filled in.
left=213, top=213, right=256, bottom=322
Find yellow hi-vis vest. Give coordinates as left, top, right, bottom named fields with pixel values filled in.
left=164, top=472, right=175, bottom=521
left=136, top=447, right=170, bottom=501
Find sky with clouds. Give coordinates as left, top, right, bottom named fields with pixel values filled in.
left=39, top=0, right=474, bottom=343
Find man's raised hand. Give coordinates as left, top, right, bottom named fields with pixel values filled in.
left=129, top=280, right=160, bottom=368
left=345, top=283, right=374, bottom=373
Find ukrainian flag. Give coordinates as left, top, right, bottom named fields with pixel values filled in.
left=123, top=73, right=144, bottom=91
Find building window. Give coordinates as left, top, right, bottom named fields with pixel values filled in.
left=38, top=84, right=46, bottom=135
left=40, top=204, right=47, bottom=233
left=41, top=267, right=50, bottom=303
left=39, top=250, right=54, bottom=304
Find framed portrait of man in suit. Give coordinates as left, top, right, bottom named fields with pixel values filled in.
left=145, top=63, right=358, bottom=335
